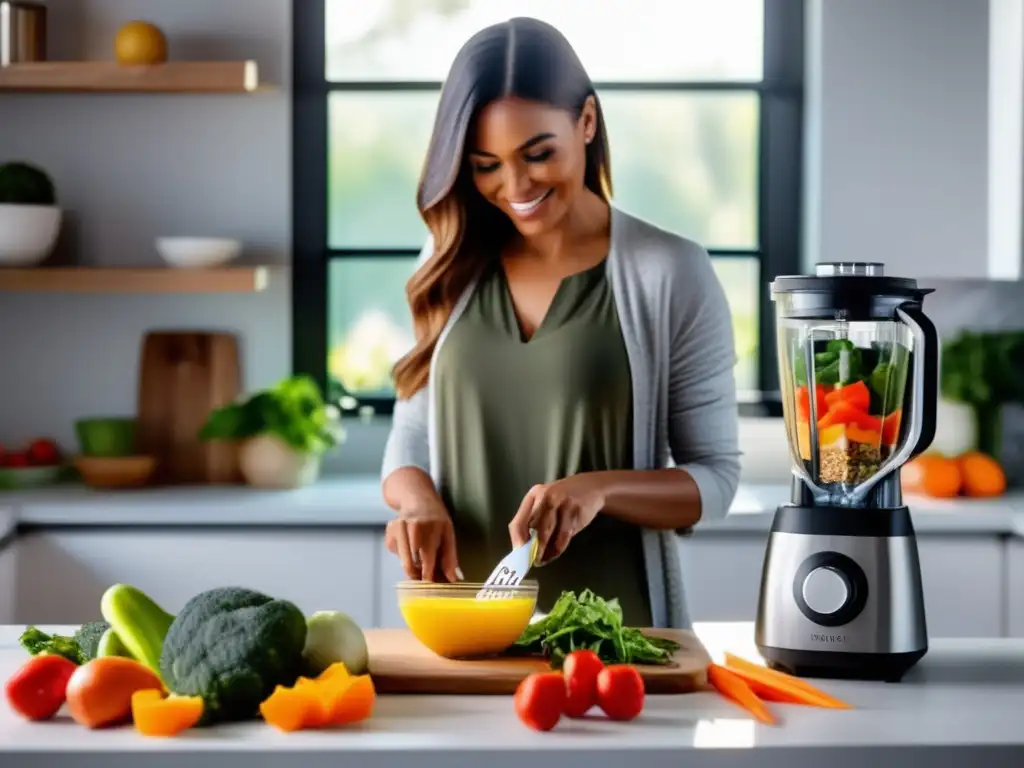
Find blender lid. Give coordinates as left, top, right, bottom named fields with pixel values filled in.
left=771, top=261, right=934, bottom=321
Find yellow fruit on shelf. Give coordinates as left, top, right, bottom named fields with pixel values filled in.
left=114, top=21, right=168, bottom=65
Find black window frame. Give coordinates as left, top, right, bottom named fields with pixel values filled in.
left=292, top=0, right=804, bottom=418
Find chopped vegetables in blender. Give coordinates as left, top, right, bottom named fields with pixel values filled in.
left=794, top=341, right=909, bottom=486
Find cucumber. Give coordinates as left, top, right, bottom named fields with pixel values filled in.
left=100, top=584, right=175, bottom=675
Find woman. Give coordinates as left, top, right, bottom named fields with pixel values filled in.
left=381, top=17, right=741, bottom=628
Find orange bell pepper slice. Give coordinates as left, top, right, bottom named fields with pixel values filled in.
left=130, top=689, right=204, bottom=737
left=824, top=379, right=870, bottom=411
left=818, top=401, right=881, bottom=432
left=259, top=664, right=376, bottom=732
left=881, top=409, right=902, bottom=445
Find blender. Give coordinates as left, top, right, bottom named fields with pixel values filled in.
left=755, top=262, right=939, bottom=682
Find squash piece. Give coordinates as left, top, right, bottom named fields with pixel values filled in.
left=327, top=674, right=376, bottom=725
left=260, top=684, right=326, bottom=732
left=707, top=664, right=776, bottom=725
left=130, top=689, right=204, bottom=737
left=722, top=653, right=852, bottom=709
left=317, top=662, right=350, bottom=683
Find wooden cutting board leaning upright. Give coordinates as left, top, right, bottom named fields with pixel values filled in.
left=364, top=628, right=712, bottom=695
left=136, top=331, right=243, bottom=484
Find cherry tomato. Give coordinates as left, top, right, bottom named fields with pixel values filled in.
left=562, top=650, right=604, bottom=718
left=596, top=665, right=645, bottom=721
left=514, top=672, right=566, bottom=732
left=4, top=654, right=78, bottom=721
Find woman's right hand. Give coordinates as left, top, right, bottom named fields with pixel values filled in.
left=385, top=502, right=463, bottom=583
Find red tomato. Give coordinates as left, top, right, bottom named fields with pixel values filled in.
left=562, top=650, right=604, bottom=718
left=4, top=654, right=78, bottom=721
left=26, top=438, right=61, bottom=466
left=4, top=451, right=28, bottom=468
left=596, top=665, right=645, bottom=721
left=514, top=672, right=566, bottom=732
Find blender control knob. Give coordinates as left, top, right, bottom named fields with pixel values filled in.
left=801, top=566, right=850, bottom=615
left=793, top=552, right=869, bottom=627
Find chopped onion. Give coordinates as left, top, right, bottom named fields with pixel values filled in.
left=302, top=610, right=369, bottom=676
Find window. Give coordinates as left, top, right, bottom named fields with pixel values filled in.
left=293, top=0, right=804, bottom=415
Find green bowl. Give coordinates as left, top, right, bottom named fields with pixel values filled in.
left=0, top=464, right=65, bottom=491
left=75, top=417, right=137, bottom=458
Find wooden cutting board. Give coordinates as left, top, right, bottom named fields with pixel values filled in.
left=136, top=331, right=243, bottom=484
left=365, top=628, right=711, bottom=695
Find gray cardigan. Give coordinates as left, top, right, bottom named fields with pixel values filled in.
left=381, top=205, right=742, bottom=628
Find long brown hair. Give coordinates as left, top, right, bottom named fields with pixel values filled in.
left=391, top=16, right=613, bottom=399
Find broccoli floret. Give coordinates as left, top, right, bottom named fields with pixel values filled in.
left=73, top=621, right=112, bottom=661
left=159, top=587, right=307, bottom=724
left=18, top=626, right=85, bottom=664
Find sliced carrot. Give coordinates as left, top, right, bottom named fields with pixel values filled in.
left=707, top=664, right=776, bottom=725
left=722, top=653, right=852, bottom=709
left=130, top=689, right=204, bottom=737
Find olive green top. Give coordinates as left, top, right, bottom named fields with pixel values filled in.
left=434, top=258, right=653, bottom=626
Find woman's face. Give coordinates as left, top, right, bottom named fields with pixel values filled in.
left=468, top=96, right=597, bottom=237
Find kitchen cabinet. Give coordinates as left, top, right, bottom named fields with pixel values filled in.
left=13, top=529, right=379, bottom=628
left=679, top=533, right=1005, bottom=638
left=0, top=535, right=16, bottom=624
left=677, top=534, right=769, bottom=622
left=376, top=533, right=409, bottom=629
left=1005, top=539, right=1024, bottom=637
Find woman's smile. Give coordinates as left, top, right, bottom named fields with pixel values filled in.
left=507, top=189, right=554, bottom=219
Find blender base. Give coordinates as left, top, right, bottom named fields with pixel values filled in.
left=756, top=644, right=927, bottom=683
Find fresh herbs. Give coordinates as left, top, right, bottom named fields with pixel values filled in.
left=18, top=622, right=111, bottom=665
left=199, top=375, right=342, bottom=455
left=940, top=330, right=1024, bottom=458
left=511, top=590, right=681, bottom=668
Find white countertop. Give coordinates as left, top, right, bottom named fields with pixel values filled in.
left=2, top=622, right=1024, bottom=767
left=2, top=477, right=1024, bottom=536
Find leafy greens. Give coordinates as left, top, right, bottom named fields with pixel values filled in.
left=511, top=589, right=681, bottom=668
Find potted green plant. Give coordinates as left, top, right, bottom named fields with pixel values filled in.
left=0, top=161, right=63, bottom=266
left=199, top=375, right=344, bottom=489
left=940, top=330, right=1024, bottom=461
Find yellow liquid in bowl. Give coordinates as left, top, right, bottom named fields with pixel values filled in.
left=399, top=595, right=536, bottom=659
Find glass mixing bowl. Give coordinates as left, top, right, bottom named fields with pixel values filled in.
left=396, top=580, right=539, bottom=659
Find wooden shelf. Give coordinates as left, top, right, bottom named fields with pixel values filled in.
left=0, top=61, right=261, bottom=93
left=0, top=267, right=270, bottom=294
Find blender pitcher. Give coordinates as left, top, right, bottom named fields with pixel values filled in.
left=775, top=263, right=939, bottom=508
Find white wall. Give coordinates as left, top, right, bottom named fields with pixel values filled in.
left=802, top=0, right=991, bottom=278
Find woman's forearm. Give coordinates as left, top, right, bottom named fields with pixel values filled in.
left=382, top=466, right=443, bottom=515
left=591, top=469, right=703, bottom=530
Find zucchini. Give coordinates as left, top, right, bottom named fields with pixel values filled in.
left=100, top=584, right=175, bottom=675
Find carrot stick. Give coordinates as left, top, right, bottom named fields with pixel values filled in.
left=722, top=653, right=852, bottom=709
left=707, top=663, right=777, bottom=725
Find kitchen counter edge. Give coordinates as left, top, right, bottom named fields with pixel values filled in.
left=1, top=479, right=1024, bottom=536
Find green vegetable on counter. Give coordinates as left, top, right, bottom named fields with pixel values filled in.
left=100, top=584, right=175, bottom=676
left=18, top=626, right=86, bottom=664
left=73, top=621, right=112, bottom=661
left=17, top=620, right=122, bottom=664
left=159, top=586, right=308, bottom=724
left=96, top=626, right=133, bottom=659
left=511, top=589, right=681, bottom=668
left=302, top=610, right=369, bottom=677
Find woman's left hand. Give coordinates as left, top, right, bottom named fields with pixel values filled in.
left=509, top=474, right=606, bottom=565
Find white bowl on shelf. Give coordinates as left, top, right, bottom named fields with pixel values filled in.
left=0, top=204, right=62, bottom=266
left=155, top=237, right=242, bottom=268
